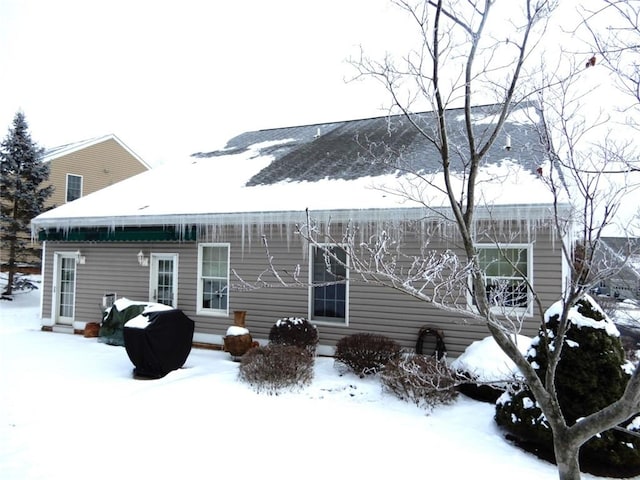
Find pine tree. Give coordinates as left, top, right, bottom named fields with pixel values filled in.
left=0, top=111, right=53, bottom=296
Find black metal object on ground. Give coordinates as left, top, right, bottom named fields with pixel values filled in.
left=123, top=309, right=195, bottom=379
left=415, top=326, right=447, bottom=360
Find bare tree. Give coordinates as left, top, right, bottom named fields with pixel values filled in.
left=582, top=1, right=640, bottom=109
left=232, top=2, right=639, bottom=478
left=304, top=2, right=638, bottom=479
left=580, top=0, right=640, bottom=175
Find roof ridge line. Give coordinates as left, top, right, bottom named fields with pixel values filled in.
left=253, top=102, right=529, bottom=134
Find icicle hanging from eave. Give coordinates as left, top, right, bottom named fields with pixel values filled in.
left=30, top=203, right=572, bottom=260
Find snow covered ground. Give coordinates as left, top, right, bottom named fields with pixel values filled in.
left=0, top=278, right=637, bottom=480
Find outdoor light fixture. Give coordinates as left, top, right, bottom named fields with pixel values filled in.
left=74, top=250, right=86, bottom=265
left=137, top=250, right=149, bottom=267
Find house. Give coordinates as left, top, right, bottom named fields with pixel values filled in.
left=1, top=134, right=150, bottom=268
left=30, top=104, right=570, bottom=357
left=593, top=237, right=640, bottom=301
left=42, top=134, right=150, bottom=208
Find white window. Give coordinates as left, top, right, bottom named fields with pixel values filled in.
left=309, top=244, right=348, bottom=324
left=474, top=244, right=532, bottom=315
left=197, top=243, right=230, bottom=316
left=66, top=174, right=83, bottom=202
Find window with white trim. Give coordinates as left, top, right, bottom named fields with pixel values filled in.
left=66, top=174, right=83, bottom=202
left=309, top=244, right=348, bottom=324
left=474, top=244, right=532, bottom=313
left=197, top=243, right=230, bottom=315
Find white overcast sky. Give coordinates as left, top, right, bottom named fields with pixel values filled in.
left=0, top=0, right=417, bottom=165
left=0, top=0, right=634, bottom=168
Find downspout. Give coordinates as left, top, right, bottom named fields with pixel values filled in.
left=39, top=241, right=49, bottom=327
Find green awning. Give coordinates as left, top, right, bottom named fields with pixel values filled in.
left=38, top=226, right=196, bottom=242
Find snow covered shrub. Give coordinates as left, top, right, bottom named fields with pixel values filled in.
left=451, top=335, right=531, bottom=403
left=334, top=333, right=402, bottom=377
left=495, top=296, right=640, bottom=477
left=238, top=344, right=314, bottom=395
left=268, top=317, right=319, bottom=354
left=381, top=354, right=458, bottom=410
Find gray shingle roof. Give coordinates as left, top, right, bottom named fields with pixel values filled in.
left=193, top=103, right=543, bottom=187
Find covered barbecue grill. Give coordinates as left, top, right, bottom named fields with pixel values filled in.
left=123, top=308, right=195, bottom=379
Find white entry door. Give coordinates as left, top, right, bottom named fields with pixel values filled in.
left=149, top=253, right=178, bottom=307
left=53, top=253, right=77, bottom=325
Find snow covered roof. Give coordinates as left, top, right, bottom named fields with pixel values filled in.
left=42, top=134, right=151, bottom=169
left=214, top=103, right=543, bottom=185
left=32, top=104, right=563, bottom=233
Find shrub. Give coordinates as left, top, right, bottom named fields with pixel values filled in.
left=495, top=296, right=640, bottom=477
left=381, top=354, right=459, bottom=410
left=238, top=344, right=314, bottom=394
left=451, top=334, right=531, bottom=404
left=269, top=317, right=319, bottom=354
left=334, top=333, right=402, bottom=377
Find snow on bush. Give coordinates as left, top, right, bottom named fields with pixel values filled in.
left=451, top=334, right=531, bottom=385
left=268, top=317, right=319, bottom=354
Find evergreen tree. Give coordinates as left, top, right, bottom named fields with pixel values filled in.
left=0, top=111, right=53, bottom=296
left=495, top=296, right=640, bottom=477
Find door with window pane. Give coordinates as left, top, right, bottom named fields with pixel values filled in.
left=150, top=254, right=178, bottom=307
left=54, top=253, right=76, bottom=325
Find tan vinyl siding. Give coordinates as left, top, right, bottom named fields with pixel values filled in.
left=40, top=221, right=563, bottom=358
left=44, top=138, right=148, bottom=208
left=1, top=138, right=148, bottom=265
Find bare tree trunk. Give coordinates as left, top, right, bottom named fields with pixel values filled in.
left=554, top=431, right=582, bottom=480
left=3, top=196, right=18, bottom=295
left=5, top=260, right=15, bottom=296
left=3, top=199, right=20, bottom=296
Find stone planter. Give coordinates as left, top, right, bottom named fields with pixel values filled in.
left=223, top=331, right=253, bottom=357
left=223, top=310, right=253, bottom=359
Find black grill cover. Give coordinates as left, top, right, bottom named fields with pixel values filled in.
left=123, top=309, right=195, bottom=379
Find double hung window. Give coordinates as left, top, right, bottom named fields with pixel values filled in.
left=475, top=245, right=531, bottom=314
left=66, top=174, right=83, bottom=202
left=197, top=243, right=230, bottom=315
left=309, top=244, right=348, bottom=324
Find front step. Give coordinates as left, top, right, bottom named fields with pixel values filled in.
left=51, top=325, right=74, bottom=334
